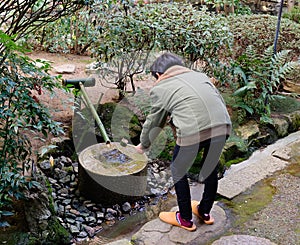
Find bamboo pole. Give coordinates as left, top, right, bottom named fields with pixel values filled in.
left=79, top=82, right=111, bottom=145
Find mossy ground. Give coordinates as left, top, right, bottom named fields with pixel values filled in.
left=221, top=179, right=275, bottom=228
left=270, top=95, right=300, bottom=114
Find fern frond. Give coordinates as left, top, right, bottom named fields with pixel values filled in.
left=245, top=45, right=257, bottom=60
left=279, top=61, right=298, bottom=78
left=233, top=81, right=256, bottom=96
left=271, top=49, right=291, bottom=67
left=262, top=46, right=274, bottom=63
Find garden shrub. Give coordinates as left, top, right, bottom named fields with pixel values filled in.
left=23, top=8, right=98, bottom=54
left=283, top=6, right=300, bottom=24
left=90, top=3, right=157, bottom=98
left=89, top=3, right=233, bottom=98
left=228, top=14, right=300, bottom=59
left=0, top=31, right=64, bottom=226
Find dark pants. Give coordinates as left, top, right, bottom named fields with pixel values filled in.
left=171, top=135, right=227, bottom=221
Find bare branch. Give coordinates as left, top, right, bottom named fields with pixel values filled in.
left=0, top=0, right=86, bottom=40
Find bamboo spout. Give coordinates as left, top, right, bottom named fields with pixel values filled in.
left=78, top=82, right=111, bottom=145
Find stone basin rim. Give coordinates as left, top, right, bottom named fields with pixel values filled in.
left=78, top=142, right=148, bottom=177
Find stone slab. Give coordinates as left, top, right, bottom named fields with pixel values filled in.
left=53, top=64, right=76, bottom=74
left=217, top=131, right=300, bottom=199
left=132, top=203, right=227, bottom=245
left=105, top=239, right=132, bottom=245
left=212, top=235, right=277, bottom=245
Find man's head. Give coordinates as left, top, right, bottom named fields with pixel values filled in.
left=150, top=53, right=184, bottom=79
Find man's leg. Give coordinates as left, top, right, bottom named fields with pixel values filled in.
left=198, top=136, right=226, bottom=214
left=171, top=144, right=199, bottom=220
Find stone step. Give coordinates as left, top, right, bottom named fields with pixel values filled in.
left=217, top=131, right=300, bottom=199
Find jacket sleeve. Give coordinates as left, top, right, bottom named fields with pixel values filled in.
left=140, top=89, right=168, bottom=149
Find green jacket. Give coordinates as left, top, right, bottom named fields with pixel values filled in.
left=140, top=65, right=231, bottom=148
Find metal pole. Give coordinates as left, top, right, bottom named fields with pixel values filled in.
left=273, top=0, right=285, bottom=54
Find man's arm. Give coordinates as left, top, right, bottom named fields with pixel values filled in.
left=138, top=89, right=169, bottom=151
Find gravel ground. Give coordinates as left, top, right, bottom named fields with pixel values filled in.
left=229, top=171, right=300, bottom=245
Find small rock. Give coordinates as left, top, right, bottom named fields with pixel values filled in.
left=53, top=64, right=76, bottom=74
left=65, top=205, right=72, bottom=210
left=80, top=212, right=90, bottom=218
left=59, top=175, right=71, bottom=184
left=75, top=217, right=85, bottom=223
left=96, top=212, right=105, bottom=219
left=48, top=177, right=57, bottom=184
left=58, top=188, right=69, bottom=195
left=122, top=202, right=132, bottom=213
left=70, top=225, right=80, bottom=235
left=54, top=168, right=67, bottom=179
left=57, top=204, right=65, bottom=215
left=66, top=218, right=76, bottom=224
left=85, top=216, right=97, bottom=223
left=70, top=209, right=80, bottom=216
left=39, top=161, right=52, bottom=174
left=105, top=220, right=116, bottom=226
left=105, top=213, right=115, bottom=221
left=77, top=231, right=88, bottom=239
left=83, top=224, right=95, bottom=238
left=62, top=199, right=72, bottom=206
left=94, top=225, right=103, bottom=234
left=65, top=212, right=77, bottom=219
left=106, top=208, right=118, bottom=216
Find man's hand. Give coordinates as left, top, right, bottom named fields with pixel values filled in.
left=135, top=143, right=145, bottom=154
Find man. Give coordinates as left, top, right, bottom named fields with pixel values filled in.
left=135, top=53, right=231, bottom=231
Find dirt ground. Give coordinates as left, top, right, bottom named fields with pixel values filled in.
left=28, top=51, right=92, bottom=124
left=29, top=51, right=154, bottom=119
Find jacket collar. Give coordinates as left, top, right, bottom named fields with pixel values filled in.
left=155, top=65, right=191, bottom=84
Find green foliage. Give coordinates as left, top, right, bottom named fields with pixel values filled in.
left=0, top=0, right=89, bottom=39
left=126, top=88, right=152, bottom=118
left=39, top=218, right=71, bottom=245
left=283, top=6, right=300, bottom=24
left=228, top=14, right=300, bottom=59
left=230, top=45, right=298, bottom=123
left=0, top=31, right=64, bottom=225
left=0, top=210, right=13, bottom=228
left=89, top=3, right=233, bottom=98
left=23, top=8, right=98, bottom=54
left=90, top=3, right=158, bottom=98
left=136, top=3, right=232, bottom=69
left=96, top=102, right=142, bottom=143
left=202, top=0, right=252, bottom=15
left=232, top=0, right=252, bottom=15
left=203, top=0, right=233, bottom=8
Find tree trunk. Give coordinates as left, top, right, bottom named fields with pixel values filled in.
left=75, top=13, right=79, bottom=54
left=224, top=1, right=235, bottom=15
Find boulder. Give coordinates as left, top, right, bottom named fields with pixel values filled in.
left=234, top=120, right=260, bottom=141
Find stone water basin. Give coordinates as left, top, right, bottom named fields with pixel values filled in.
left=78, top=142, right=148, bottom=205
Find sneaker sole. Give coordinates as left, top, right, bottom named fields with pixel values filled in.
left=191, top=200, right=214, bottom=225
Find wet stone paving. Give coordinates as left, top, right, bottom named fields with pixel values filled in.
left=38, top=156, right=173, bottom=243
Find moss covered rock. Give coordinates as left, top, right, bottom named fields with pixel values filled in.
left=96, top=102, right=142, bottom=145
